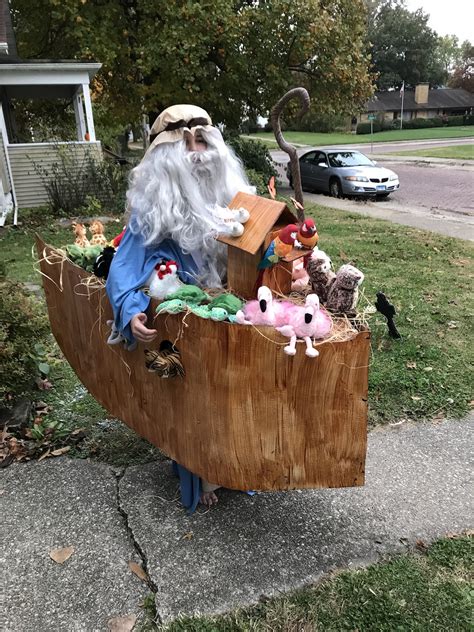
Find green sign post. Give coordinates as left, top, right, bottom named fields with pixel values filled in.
left=367, top=115, right=377, bottom=153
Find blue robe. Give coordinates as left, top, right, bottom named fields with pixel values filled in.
left=106, top=227, right=204, bottom=513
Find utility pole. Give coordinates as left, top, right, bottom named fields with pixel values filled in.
left=400, top=81, right=405, bottom=130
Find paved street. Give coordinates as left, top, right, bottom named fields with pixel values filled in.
left=271, top=143, right=474, bottom=240
left=376, top=160, right=474, bottom=216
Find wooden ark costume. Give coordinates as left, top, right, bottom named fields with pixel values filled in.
left=38, top=100, right=370, bottom=513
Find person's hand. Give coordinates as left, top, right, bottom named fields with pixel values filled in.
left=130, top=313, right=157, bottom=343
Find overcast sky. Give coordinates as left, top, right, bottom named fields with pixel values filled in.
left=403, top=0, right=473, bottom=42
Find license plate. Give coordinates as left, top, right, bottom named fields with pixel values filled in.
left=376, top=185, right=386, bottom=191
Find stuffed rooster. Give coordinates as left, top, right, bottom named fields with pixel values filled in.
left=148, top=260, right=183, bottom=299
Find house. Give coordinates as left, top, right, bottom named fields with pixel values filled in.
left=221, top=191, right=309, bottom=298
left=0, top=0, right=101, bottom=225
left=360, top=83, right=474, bottom=123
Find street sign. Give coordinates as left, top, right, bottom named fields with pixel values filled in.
left=368, top=114, right=377, bottom=120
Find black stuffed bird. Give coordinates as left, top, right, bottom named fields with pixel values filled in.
left=93, top=246, right=116, bottom=280
left=375, top=292, right=401, bottom=339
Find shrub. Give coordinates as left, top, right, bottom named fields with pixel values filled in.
left=382, top=120, right=399, bottom=131
left=446, top=115, right=465, bottom=126
left=0, top=277, right=50, bottom=405
left=402, top=117, right=438, bottom=129
left=463, top=114, right=474, bottom=125
left=284, top=111, right=349, bottom=133
left=227, top=136, right=276, bottom=181
left=245, top=168, right=269, bottom=195
left=356, top=121, right=381, bottom=134
left=34, top=144, right=131, bottom=216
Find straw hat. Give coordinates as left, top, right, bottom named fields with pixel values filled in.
left=147, top=104, right=216, bottom=153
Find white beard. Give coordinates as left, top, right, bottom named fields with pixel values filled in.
left=126, top=132, right=255, bottom=288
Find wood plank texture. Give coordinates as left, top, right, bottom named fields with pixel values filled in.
left=218, top=192, right=297, bottom=255
left=37, top=237, right=369, bottom=491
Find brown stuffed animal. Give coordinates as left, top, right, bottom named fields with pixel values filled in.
left=89, top=220, right=108, bottom=247
left=72, top=222, right=90, bottom=247
left=306, top=248, right=336, bottom=303
left=326, top=264, right=364, bottom=315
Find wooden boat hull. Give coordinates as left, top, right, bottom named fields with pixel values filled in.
left=37, top=237, right=369, bottom=491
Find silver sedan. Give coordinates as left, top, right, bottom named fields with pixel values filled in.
left=287, top=148, right=400, bottom=199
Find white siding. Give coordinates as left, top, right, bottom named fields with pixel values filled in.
left=0, top=128, right=12, bottom=192
left=7, top=141, right=101, bottom=208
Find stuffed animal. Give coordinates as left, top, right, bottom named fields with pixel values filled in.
left=276, top=294, right=332, bottom=358
left=236, top=286, right=278, bottom=326
left=208, top=293, right=243, bottom=315
left=165, top=285, right=209, bottom=305
left=306, top=249, right=336, bottom=303
left=258, top=224, right=298, bottom=269
left=296, top=218, right=319, bottom=249
left=155, top=299, right=187, bottom=315
left=93, top=246, right=116, bottom=279
left=89, top=220, right=108, bottom=247
left=148, top=260, right=183, bottom=299
left=211, top=205, right=250, bottom=237
left=144, top=341, right=185, bottom=378
left=111, top=227, right=126, bottom=248
left=72, top=222, right=90, bottom=248
left=326, top=264, right=364, bottom=315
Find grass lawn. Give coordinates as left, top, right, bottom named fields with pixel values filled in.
left=394, top=144, right=474, bottom=161
left=1, top=203, right=472, bottom=449
left=246, top=126, right=474, bottom=148
left=152, top=535, right=473, bottom=631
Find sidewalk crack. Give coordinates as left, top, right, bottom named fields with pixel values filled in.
left=114, top=467, right=159, bottom=597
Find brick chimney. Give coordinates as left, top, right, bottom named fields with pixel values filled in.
left=414, top=83, right=430, bottom=105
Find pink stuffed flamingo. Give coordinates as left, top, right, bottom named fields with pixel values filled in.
left=276, top=294, right=332, bottom=357
left=236, top=286, right=296, bottom=327
left=236, top=286, right=277, bottom=326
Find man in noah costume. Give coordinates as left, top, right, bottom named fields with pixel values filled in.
left=106, top=104, right=255, bottom=511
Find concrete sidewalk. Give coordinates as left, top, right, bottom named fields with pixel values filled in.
left=2, top=416, right=472, bottom=629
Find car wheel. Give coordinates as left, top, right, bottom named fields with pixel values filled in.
left=376, top=193, right=390, bottom=199
left=329, top=178, right=342, bottom=198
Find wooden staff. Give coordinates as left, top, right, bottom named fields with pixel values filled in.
left=270, top=87, right=310, bottom=223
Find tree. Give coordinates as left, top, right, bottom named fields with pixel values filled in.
left=11, top=0, right=374, bottom=129
left=367, top=2, right=445, bottom=89
left=448, top=40, right=474, bottom=93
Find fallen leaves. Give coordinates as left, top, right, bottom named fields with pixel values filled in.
left=406, top=361, right=417, bottom=369
left=128, top=561, right=148, bottom=583
left=107, top=614, right=137, bottom=632
left=0, top=399, right=86, bottom=468
left=49, top=546, right=74, bottom=564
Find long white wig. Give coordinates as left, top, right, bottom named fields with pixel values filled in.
left=126, top=128, right=255, bottom=286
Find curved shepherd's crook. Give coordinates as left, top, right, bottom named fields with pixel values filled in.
left=271, top=87, right=310, bottom=223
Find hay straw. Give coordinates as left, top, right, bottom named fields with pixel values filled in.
left=34, top=246, right=68, bottom=293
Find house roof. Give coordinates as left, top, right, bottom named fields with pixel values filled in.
left=365, top=88, right=474, bottom=112
left=0, top=62, right=102, bottom=98
left=219, top=192, right=298, bottom=255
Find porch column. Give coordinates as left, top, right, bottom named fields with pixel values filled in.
left=81, top=83, right=96, bottom=142
left=73, top=90, right=87, bottom=141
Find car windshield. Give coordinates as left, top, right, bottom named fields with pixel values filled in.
left=327, top=152, right=374, bottom=168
